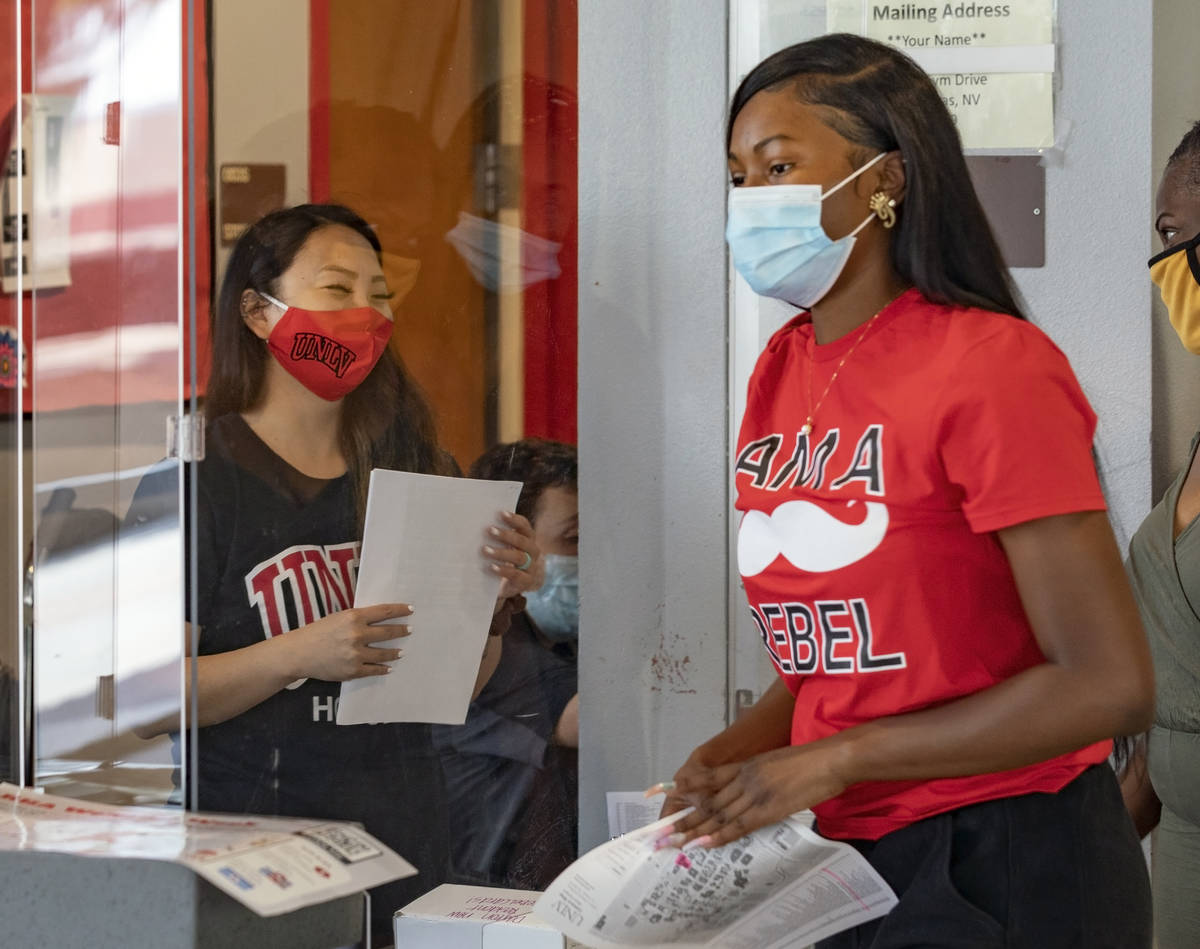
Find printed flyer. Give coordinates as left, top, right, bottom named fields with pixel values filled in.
left=0, top=783, right=415, bottom=917
left=827, top=0, right=1057, bottom=149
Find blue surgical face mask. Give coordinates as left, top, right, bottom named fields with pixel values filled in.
left=725, top=151, right=887, bottom=309
left=524, top=553, right=578, bottom=642
left=445, top=212, right=562, bottom=292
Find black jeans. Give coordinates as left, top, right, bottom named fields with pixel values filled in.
left=817, top=765, right=1151, bottom=949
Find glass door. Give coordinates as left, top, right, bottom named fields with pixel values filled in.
left=0, top=0, right=26, bottom=788
left=2, top=0, right=582, bottom=925
left=195, top=1, right=580, bottom=921
left=23, top=0, right=187, bottom=805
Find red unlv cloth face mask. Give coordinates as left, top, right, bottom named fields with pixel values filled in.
left=261, top=292, right=393, bottom=401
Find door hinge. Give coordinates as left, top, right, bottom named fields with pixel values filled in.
left=103, top=101, right=120, bottom=145
left=167, top=413, right=205, bottom=462
left=734, top=688, right=757, bottom=720
left=95, top=674, right=115, bottom=721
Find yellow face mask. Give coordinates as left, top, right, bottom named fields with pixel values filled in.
left=1150, top=232, right=1200, bottom=353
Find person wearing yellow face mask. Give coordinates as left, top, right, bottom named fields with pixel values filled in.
left=1149, top=148, right=1200, bottom=351
left=1124, top=120, right=1200, bottom=949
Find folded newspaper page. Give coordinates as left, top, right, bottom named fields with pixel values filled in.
left=534, top=810, right=896, bottom=948
left=0, top=783, right=416, bottom=917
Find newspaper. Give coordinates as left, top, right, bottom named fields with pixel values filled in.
left=606, top=791, right=666, bottom=838
left=534, top=811, right=896, bottom=948
left=0, top=783, right=415, bottom=917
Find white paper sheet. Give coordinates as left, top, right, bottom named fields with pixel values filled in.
left=336, top=470, right=521, bottom=725
left=534, top=811, right=896, bottom=948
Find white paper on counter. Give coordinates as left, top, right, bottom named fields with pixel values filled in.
left=534, top=811, right=896, bottom=949
left=0, top=783, right=416, bottom=917
left=337, top=469, right=521, bottom=725
left=606, top=791, right=667, bottom=838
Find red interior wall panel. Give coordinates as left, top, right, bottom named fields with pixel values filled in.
left=521, top=0, right=578, bottom=444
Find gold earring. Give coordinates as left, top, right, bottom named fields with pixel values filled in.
left=869, top=191, right=897, bottom=229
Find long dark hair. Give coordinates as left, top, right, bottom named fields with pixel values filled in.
left=729, top=33, right=1025, bottom=320
left=209, top=203, right=454, bottom=523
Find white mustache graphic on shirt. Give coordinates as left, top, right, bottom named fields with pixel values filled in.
left=738, top=499, right=889, bottom=576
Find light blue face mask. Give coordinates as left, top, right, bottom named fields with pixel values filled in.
left=445, top=212, right=562, bottom=292
left=725, top=151, right=887, bottom=309
left=524, top=553, right=579, bottom=642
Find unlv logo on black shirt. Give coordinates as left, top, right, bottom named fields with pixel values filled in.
left=245, top=542, right=360, bottom=638
left=290, top=332, right=356, bottom=377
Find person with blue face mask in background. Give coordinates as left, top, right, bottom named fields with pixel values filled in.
left=1121, top=119, right=1200, bottom=949
left=432, top=438, right=580, bottom=890
left=652, top=33, right=1154, bottom=949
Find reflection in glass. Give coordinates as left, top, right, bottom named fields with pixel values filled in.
left=4, top=0, right=580, bottom=938
left=198, top=4, right=580, bottom=936
left=23, top=0, right=186, bottom=804
left=0, top=0, right=22, bottom=787
left=161, top=203, right=474, bottom=945
left=434, top=438, right=580, bottom=889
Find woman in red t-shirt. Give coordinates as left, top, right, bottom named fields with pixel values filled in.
left=654, top=33, right=1153, bottom=948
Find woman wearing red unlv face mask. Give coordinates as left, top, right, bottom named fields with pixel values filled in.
left=258, top=288, right=393, bottom=401
left=653, top=34, right=1153, bottom=948
left=128, top=204, right=542, bottom=946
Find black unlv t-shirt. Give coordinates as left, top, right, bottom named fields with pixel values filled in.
left=127, top=414, right=449, bottom=910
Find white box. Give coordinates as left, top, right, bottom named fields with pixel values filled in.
left=394, top=884, right=579, bottom=949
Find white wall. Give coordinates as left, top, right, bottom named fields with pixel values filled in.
left=1012, top=0, right=1154, bottom=548
left=577, top=0, right=731, bottom=848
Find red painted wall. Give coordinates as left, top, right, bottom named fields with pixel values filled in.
left=521, top=0, right=578, bottom=444
left=309, top=0, right=578, bottom=451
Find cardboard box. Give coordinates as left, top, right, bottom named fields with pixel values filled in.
left=394, top=884, right=580, bottom=949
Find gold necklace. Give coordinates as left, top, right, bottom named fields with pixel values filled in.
left=800, top=302, right=892, bottom=437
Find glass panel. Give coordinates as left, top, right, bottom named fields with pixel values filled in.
left=28, top=0, right=185, bottom=805
left=0, top=0, right=26, bottom=787
left=199, top=0, right=578, bottom=937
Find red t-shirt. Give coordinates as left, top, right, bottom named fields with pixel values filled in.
left=735, top=289, right=1111, bottom=840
